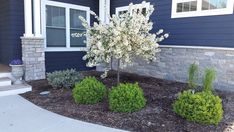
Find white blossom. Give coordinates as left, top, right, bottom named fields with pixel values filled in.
left=76, top=1, right=169, bottom=78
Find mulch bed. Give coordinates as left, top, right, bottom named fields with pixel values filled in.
left=21, top=70, right=234, bottom=132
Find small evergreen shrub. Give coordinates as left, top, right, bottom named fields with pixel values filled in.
left=109, top=83, right=146, bottom=113
left=173, top=90, right=223, bottom=125
left=47, top=69, right=82, bottom=89
left=203, top=68, right=216, bottom=92
left=72, top=77, right=107, bottom=104
left=188, top=63, right=199, bottom=89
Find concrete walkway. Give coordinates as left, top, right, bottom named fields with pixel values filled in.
left=0, top=95, right=127, bottom=132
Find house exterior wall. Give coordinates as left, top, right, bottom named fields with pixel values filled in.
left=113, top=47, right=234, bottom=91
left=44, top=0, right=98, bottom=72
left=110, top=0, right=234, bottom=91
left=0, top=0, right=97, bottom=73
left=0, top=0, right=24, bottom=64
left=45, top=52, right=94, bottom=73
left=111, top=0, right=234, bottom=47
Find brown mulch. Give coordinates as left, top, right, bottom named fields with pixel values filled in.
left=21, top=70, right=234, bottom=132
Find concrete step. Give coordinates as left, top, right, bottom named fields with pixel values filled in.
left=0, top=84, right=32, bottom=97
left=0, top=77, right=11, bottom=86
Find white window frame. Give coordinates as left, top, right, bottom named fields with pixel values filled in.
left=41, top=0, right=90, bottom=52
left=171, top=0, right=234, bottom=18
left=115, top=2, right=151, bottom=16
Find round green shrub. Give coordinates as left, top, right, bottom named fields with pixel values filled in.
left=109, top=83, right=146, bottom=113
left=173, top=90, right=223, bottom=125
left=72, top=77, right=107, bottom=104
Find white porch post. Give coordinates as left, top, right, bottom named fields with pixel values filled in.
left=22, top=0, right=45, bottom=81
left=99, top=0, right=110, bottom=24
left=105, top=0, right=110, bottom=24
left=33, top=0, right=42, bottom=37
left=24, top=0, right=33, bottom=37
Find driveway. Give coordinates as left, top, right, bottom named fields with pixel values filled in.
left=0, top=95, right=127, bottom=132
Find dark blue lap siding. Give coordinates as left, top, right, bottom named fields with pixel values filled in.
left=0, top=0, right=24, bottom=64
left=45, top=52, right=94, bottom=73
left=111, top=0, right=234, bottom=47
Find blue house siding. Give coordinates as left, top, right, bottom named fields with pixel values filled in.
left=44, top=0, right=99, bottom=72
left=111, top=0, right=234, bottom=47
left=45, top=52, right=94, bottom=72
left=0, top=0, right=23, bottom=65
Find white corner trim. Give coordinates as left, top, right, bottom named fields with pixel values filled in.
left=41, top=0, right=90, bottom=51
left=160, top=45, right=234, bottom=51
left=171, top=0, right=234, bottom=18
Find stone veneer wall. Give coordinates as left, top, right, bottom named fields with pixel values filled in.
left=112, top=47, right=234, bottom=91
left=21, top=37, right=45, bottom=81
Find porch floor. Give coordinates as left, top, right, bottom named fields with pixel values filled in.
left=0, top=64, right=10, bottom=73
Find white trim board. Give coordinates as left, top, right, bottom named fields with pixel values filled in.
left=41, top=0, right=90, bottom=52
left=171, top=0, right=234, bottom=18
left=160, top=45, right=234, bottom=51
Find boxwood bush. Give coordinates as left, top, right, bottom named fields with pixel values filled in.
left=47, top=69, right=82, bottom=89
left=72, top=77, right=107, bottom=104
left=109, top=83, right=146, bottom=113
left=173, top=90, right=223, bottom=125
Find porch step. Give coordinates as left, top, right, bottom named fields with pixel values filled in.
left=0, top=77, right=11, bottom=86
left=0, top=84, right=32, bottom=97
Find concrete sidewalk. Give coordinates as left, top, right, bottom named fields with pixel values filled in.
left=0, top=95, right=127, bottom=132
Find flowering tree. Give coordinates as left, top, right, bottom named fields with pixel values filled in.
left=73, top=1, right=169, bottom=84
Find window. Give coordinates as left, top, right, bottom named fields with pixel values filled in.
left=46, top=6, right=66, bottom=47
left=171, top=0, right=234, bottom=18
left=116, top=2, right=150, bottom=16
left=43, top=1, right=90, bottom=51
left=176, top=1, right=197, bottom=12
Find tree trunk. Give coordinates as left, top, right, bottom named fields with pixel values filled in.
left=110, top=57, right=113, bottom=70
left=117, top=59, right=120, bottom=85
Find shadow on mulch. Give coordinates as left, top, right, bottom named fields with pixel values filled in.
left=21, top=70, right=234, bottom=132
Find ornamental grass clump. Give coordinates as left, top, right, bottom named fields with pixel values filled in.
left=188, top=63, right=199, bottom=89
left=203, top=68, right=216, bottom=93
left=109, top=83, right=146, bottom=113
left=47, top=69, right=82, bottom=89
left=72, top=77, right=107, bottom=104
left=173, top=67, right=223, bottom=125
left=73, top=1, right=169, bottom=84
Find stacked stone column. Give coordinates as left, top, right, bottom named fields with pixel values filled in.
left=21, top=37, right=45, bottom=81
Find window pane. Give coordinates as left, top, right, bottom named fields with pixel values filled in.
left=183, top=2, right=190, bottom=12
left=202, top=0, right=227, bottom=10
left=70, top=9, right=87, bottom=47
left=177, top=1, right=197, bottom=13
left=202, top=0, right=210, bottom=10
left=135, top=8, right=147, bottom=16
left=70, top=9, right=86, bottom=29
left=190, top=1, right=197, bottom=11
left=46, top=6, right=66, bottom=47
left=46, top=6, right=65, bottom=27
left=118, top=10, right=128, bottom=15
left=177, top=3, right=183, bottom=12
left=46, top=28, right=66, bottom=47
left=70, top=29, right=86, bottom=47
